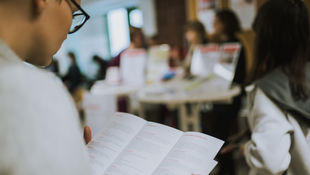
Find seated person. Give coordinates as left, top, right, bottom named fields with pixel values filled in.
left=92, top=55, right=108, bottom=81
left=168, top=45, right=185, bottom=69
left=63, top=52, right=83, bottom=93
left=108, top=27, right=147, bottom=67
left=183, top=20, right=209, bottom=75
left=208, top=9, right=246, bottom=175
left=212, top=9, right=246, bottom=87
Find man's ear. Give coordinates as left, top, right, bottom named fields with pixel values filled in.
left=32, top=0, right=48, bottom=16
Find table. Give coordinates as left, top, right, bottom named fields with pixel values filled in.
left=91, top=80, right=143, bottom=96
left=137, top=75, right=241, bottom=132
left=91, top=81, right=144, bottom=113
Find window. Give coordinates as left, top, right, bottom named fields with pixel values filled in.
left=107, top=8, right=131, bottom=57
left=129, top=9, right=144, bottom=28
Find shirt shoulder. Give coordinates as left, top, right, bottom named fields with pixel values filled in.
left=0, top=60, right=70, bottom=107
left=246, top=86, right=293, bottom=132
left=0, top=59, right=91, bottom=174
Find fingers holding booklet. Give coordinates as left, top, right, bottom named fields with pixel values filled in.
left=87, top=113, right=224, bottom=175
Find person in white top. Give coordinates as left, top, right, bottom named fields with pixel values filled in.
left=243, top=0, right=310, bottom=174
left=0, top=0, right=92, bottom=174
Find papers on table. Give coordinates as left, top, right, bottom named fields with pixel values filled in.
left=137, top=75, right=239, bottom=105
left=191, top=44, right=221, bottom=77
left=146, top=44, right=170, bottom=83
left=191, top=43, right=241, bottom=81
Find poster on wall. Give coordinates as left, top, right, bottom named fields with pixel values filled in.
left=197, top=0, right=216, bottom=33
left=198, top=0, right=216, bottom=10
left=230, top=0, right=256, bottom=30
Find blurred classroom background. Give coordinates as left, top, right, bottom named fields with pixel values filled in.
left=46, top=0, right=310, bottom=175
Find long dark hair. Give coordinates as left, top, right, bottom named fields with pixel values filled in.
left=215, top=9, right=241, bottom=40
left=250, top=0, right=310, bottom=99
left=185, top=21, right=208, bottom=44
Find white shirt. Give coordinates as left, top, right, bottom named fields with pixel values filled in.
left=245, top=87, right=310, bottom=175
left=0, top=40, right=91, bottom=174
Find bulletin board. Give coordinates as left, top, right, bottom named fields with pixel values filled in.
left=230, top=0, right=256, bottom=30
left=196, top=0, right=217, bottom=33
left=188, top=0, right=258, bottom=32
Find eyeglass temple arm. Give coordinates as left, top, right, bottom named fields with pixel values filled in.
left=70, top=0, right=90, bottom=19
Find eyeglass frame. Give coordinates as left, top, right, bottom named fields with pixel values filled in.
left=67, top=0, right=90, bottom=34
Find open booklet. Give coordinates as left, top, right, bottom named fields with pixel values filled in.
left=87, top=113, right=224, bottom=175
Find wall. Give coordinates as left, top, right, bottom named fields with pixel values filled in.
left=55, top=0, right=141, bottom=78
left=55, top=16, right=109, bottom=78
left=154, top=0, right=187, bottom=46
left=83, top=0, right=139, bottom=16
left=139, top=0, right=157, bottom=37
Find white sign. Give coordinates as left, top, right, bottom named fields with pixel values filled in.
left=120, top=49, right=147, bottom=85
left=215, top=43, right=241, bottom=81
left=191, top=44, right=221, bottom=77
left=191, top=43, right=241, bottom=82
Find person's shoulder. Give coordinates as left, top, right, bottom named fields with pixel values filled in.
left=246, top=85, right=279, bottom=114
left=246, top=85, right=273, bottom=106
left=0, top=59, right=80, bottom=130
left=0, top=62, right=62, bottom=93
left=0, top=61, right=91, bottom=174
left=0, top=61, right=74, bottom=112
left=246, top=85, right=293, bottom=132
left=247, top=85, right=287, bottom=118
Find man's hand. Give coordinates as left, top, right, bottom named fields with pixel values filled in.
left=83, top=126, right=92, bottom=144
left=220, top=143, right=239, bottom=154
left=239, top=143, right=246, bottom=156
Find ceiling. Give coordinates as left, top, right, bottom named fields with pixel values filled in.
left=82, top=0, right=139, bottom=16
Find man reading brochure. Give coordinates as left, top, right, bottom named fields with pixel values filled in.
left=0, top=0, right=92, bottom=174
left=0, top=1, right=224, bottom=175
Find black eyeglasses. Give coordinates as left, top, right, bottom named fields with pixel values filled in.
left=68, top=0, right=90, bottom=34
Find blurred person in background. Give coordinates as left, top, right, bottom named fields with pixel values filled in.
left=209, top=9, right=246, bottom=175
left=213, top=9, right=246, bottom=87
left=242, top=0, right=310, bottom=174
left=168, top=45, right=185, bottom=69
left=63, top=51, right=83, bottom=94
left=46, top=58, right=60, bottom=77
left=87, top=55, right=108, bottom=89
left=107, top=27, right=148, bottom=112
left=108, top=27, right=147, bottom=67
left=183, top=20, right=209, bottom=76
left=92, top=55, right=108, bottom=81
left=213, top=9, right=241, bottom=43
left=148, top=34, right=160, bottom=47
